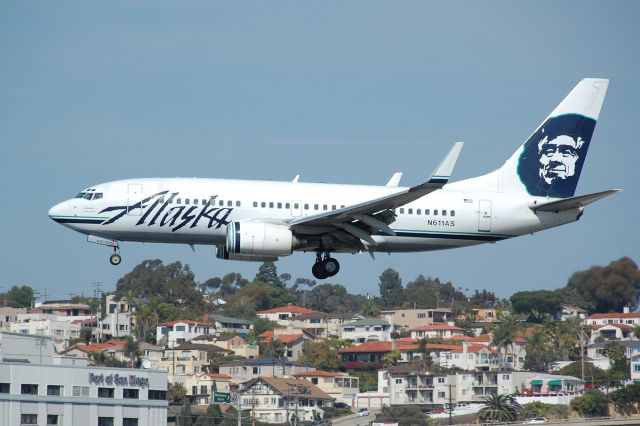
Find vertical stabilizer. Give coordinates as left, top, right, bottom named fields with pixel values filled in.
left=497, top=78, right=608, bottom=198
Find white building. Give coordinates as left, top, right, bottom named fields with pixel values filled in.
left=0, top=332, right=168, bottom=426
left=410, top=324, right=465, bottom=340
left=256, top=305, right=324, bottom=325
left=631, top=352, right=640, bottom=383
left=155, top=320, right=212, bottom=348
left=341, top=319, right=391, bottom=343
left=10, top=318, right=81, bottom=350
left=101, top=295, right=133, bottom=338
left=210, top=314, right=253, bottom=335
left=585, top=309, right=640, bottom=327
left=238, top=377, right=334, bottom=424
left=0, top=307, right=27, bottom=331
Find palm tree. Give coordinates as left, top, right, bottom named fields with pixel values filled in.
left=478, top=393, right=518, bottom=424
left=124, top=336, right=141, bottom=368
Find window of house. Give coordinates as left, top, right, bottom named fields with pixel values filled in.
left=47, top=385, right=62, bottom=396
left=437, top=377, right=445, bottom=384
left=502, top=374, right=510, bottom=380
left=417, top=313, right=425, bottom=318
left=21, top=384, right=38, bottom=395
left=123, top=419, right=138, bottom=426
left=47, top=414, right=59, bottom=425
left=175, top=325, right=185, bottom=331
left=253, top=367, right=261, bottom=374
left=21, top=414, right=38, bottom=425
left=123, top=388, right=139, bottom=399
left=286, top=350, right=293, bottom=358
left=0, top=383, right=9, bottom=393
left=98, top=418, right=114, bottom=426
left=98, top=387, right=114, bottom=398
left=200, top=385, right=208, bottom=395
left=438, top=391, right=446, bottom=398
left=72, top=386, right=89, bottom=397
left=395, top=379, right=402, bottom=384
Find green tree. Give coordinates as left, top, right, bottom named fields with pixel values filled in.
left=609, top=383, right=640, bottom=411
left=555, top=361, right=608, bottom=386
left=604, top=341, right=630, bottom=382
left=180, top=398, right=193, bottom=426
left=566, top=257, right=640, bottom=313
left=570, top=389, right=608, bottom=417
left=360, top=299, right=381, bottom=317
left=524, top=329, right=561, bottom=373
left=260, top=339, right=285, bottom=359
left=168, top=382, right=187, bottom=404
left=378, top=268, right=405, bottom=309
left=298, top=340, right=344, bottom=370
left=124, top=336, right=141, bottom=368
left=306, top=283, right=366, bottom=313
left=491, top=317, right=519, bottom=369
left=254, top=262, right=285, bottom=288
left=375, top=405, right=432, bottom=425
left=1, top=285, right=35, bottom=308
left=382, top=350, right=401, bottom=366
left=510, top=290, right=562, bottom=322
left=478, top=393, right=518, bottom=424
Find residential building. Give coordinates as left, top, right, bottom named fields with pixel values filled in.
left=410, top=324, right=465, bottom=340
left=211, top=314, right=253, bottom=335
left=155, top=320, right=213, bottom=348
left=0, top=332, right=86, bottom=366
left=339, top=340, right=459, bottom=366
left=192, top=334, right=259, bottom=358
left=159, top=343, right=230, bottom=376
left=259, top=329, right=316, bottom=362
left=585, top=309, right=640, bottom=327
left=586, top=340, right=640, bottom=370
left=59, top=340, right=128, bottom=361
left=0, top=307, right=27, bottom=331
left=341, top=319, right=391, bottom=343
left=293, top=371, right=360, bottom=404
left=31, top=301, right=93, bottom=319
left=631, top=352, right=640, bottom=383
left=558, top=305, right=587, bottom=321
left=379, top=309, right=451, bottom=332
left=589, top=323, right=637, bottom=342
left=101, top=294, right=133, bottom=338
left=238, top=377, right=334, bottom=424
left=256, top=305, right=324, bottom=325
left=10, top=318, right=81, bottom=350
left=471, top=308, right=507, bottom=323
left=174, top=373, right=232, bottom=405
left=286, top=313, right=331, bottom=338
left=439, top=343, right=500, bottom=371
left=511, top=372, right=583, bottom=395
left=219, top=358, right=315, bottom=383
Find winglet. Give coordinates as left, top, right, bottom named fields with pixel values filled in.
left=428, top=142, right=463, bottom=184
left=386, top=172, right=403, bottom=187
left=292, top=175, right=300, bottom=183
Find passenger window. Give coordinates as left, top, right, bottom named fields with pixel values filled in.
left=277, top=202, right=282, bottom=209
left=253, top=202, right=258, bottom=207
left=304, top=204, right=309, bottom=210
left=442, top=210, right=447, bottom=216
left=451, top=210, right=455, bottom=217
left=400, top=208, right=405, bottom=214
left=332, top=205, right=337, bottom=210
left=314, top=204, right=319, bottom=210
left=408, top=208, right=413, bottom=214
left=285, top=203, right=291, bottom=209
left=201, top=199, right=206, bottom=205
left=434, top=209, right=438, bottom=216
left=261, top=202, right=266, bottom=208
left=176, top=198, right=182, bottom=204
left=218, top=200, right=224, bottom=206
left=323, top=205, right=328, bottom=211
left=417, top=209, right=421, bottom=215
left=236, top=201, right=241, bottom=207
left=341, top=205, right=345, bottom=208
left=159, top=197, right=165, bottom=204
left=425, top=209, right=430, bottom=215
left=185, top=199, right=190, bottom=205
left=227, top=200, right=232, bottom=207
left=269, top=202, right=274, bottom=208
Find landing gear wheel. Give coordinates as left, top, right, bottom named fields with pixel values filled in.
left=109, top=253, right=122, bottom=266
left=312, top=262, right=329, bottom=280
left=322, top=258, right=340, bottom=277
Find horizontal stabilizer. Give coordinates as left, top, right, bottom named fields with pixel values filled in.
left=530, top=189, right=621, bottom=212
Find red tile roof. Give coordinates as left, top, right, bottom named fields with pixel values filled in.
left=412, top=324, right=465, bottom=331
left=588, top=313, right=640, bottom=319
left=338, top=340, right=463, bottom=354
left=156, top=320, right=211, bottom=327
left=61, top=339, right=128, bottom=354
left=257, top=305, right=323, bottom=315
left=450, top=344, right=497, bottom=354
left=206, top=373, right=232, bottom=379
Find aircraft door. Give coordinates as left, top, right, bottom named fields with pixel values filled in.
left=478, top=199, right=492, bottom=232
left=291, top=200, right=302, bottom=217
left=127, top=183, right=144, bottom=216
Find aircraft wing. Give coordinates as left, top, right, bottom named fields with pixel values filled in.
left=530, top=189, right=621, bottom=212
left=289, top=142, right=463, bottom=247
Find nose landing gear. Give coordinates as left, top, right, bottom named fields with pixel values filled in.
left=311, top=252, right=340, bottom=279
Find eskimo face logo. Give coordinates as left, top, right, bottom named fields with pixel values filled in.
left=537, top=134, right=584, bottom=184
left=517, top=114, right=596, bottom=198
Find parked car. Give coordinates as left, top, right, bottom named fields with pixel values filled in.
left=525, top=417, right=548, bottom=424
left=357, top=408, right=370, bottom=417
left=334, top=402, right=350, bottom=409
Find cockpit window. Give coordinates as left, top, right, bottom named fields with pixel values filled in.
left=75, top=192, right=103, bottom=200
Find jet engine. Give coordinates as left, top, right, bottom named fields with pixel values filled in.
left=215, top=221, right=295, bottom=261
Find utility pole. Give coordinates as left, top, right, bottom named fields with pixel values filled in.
left=580, top=325, right=585, bottom=383
left=447, top=383, right=455, bottom=425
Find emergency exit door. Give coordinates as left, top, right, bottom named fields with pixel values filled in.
left=478, top=199, right=492, bottom=232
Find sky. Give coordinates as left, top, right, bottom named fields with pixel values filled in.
left=1, top=1, right=638, bottom=302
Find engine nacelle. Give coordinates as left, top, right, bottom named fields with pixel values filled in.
left=216, top=221, right=294, bottom=261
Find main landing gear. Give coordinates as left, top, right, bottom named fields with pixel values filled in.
left=311, top=252, right=340, bottom=280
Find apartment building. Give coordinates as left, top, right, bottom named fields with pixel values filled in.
left=379, top=309, right=452, bottom=332
left=155, top=320, right=213, bottom=348
left=341, top=319, right=391, bottom=343
left=293, top=371, right=359, bottom=404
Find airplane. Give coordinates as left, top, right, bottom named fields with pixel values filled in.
left=49, top=78, right=619, bottom=280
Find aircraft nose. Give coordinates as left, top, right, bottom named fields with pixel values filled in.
left=48, top=201, right=70, bottom=222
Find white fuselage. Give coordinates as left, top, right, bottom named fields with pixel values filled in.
left=48, top=177, right=580, bottom=254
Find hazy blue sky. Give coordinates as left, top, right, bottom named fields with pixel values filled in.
left=1, top=1, right=638, bottom=301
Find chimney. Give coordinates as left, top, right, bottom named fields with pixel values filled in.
left=463, top=342, right=468, bottom=354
